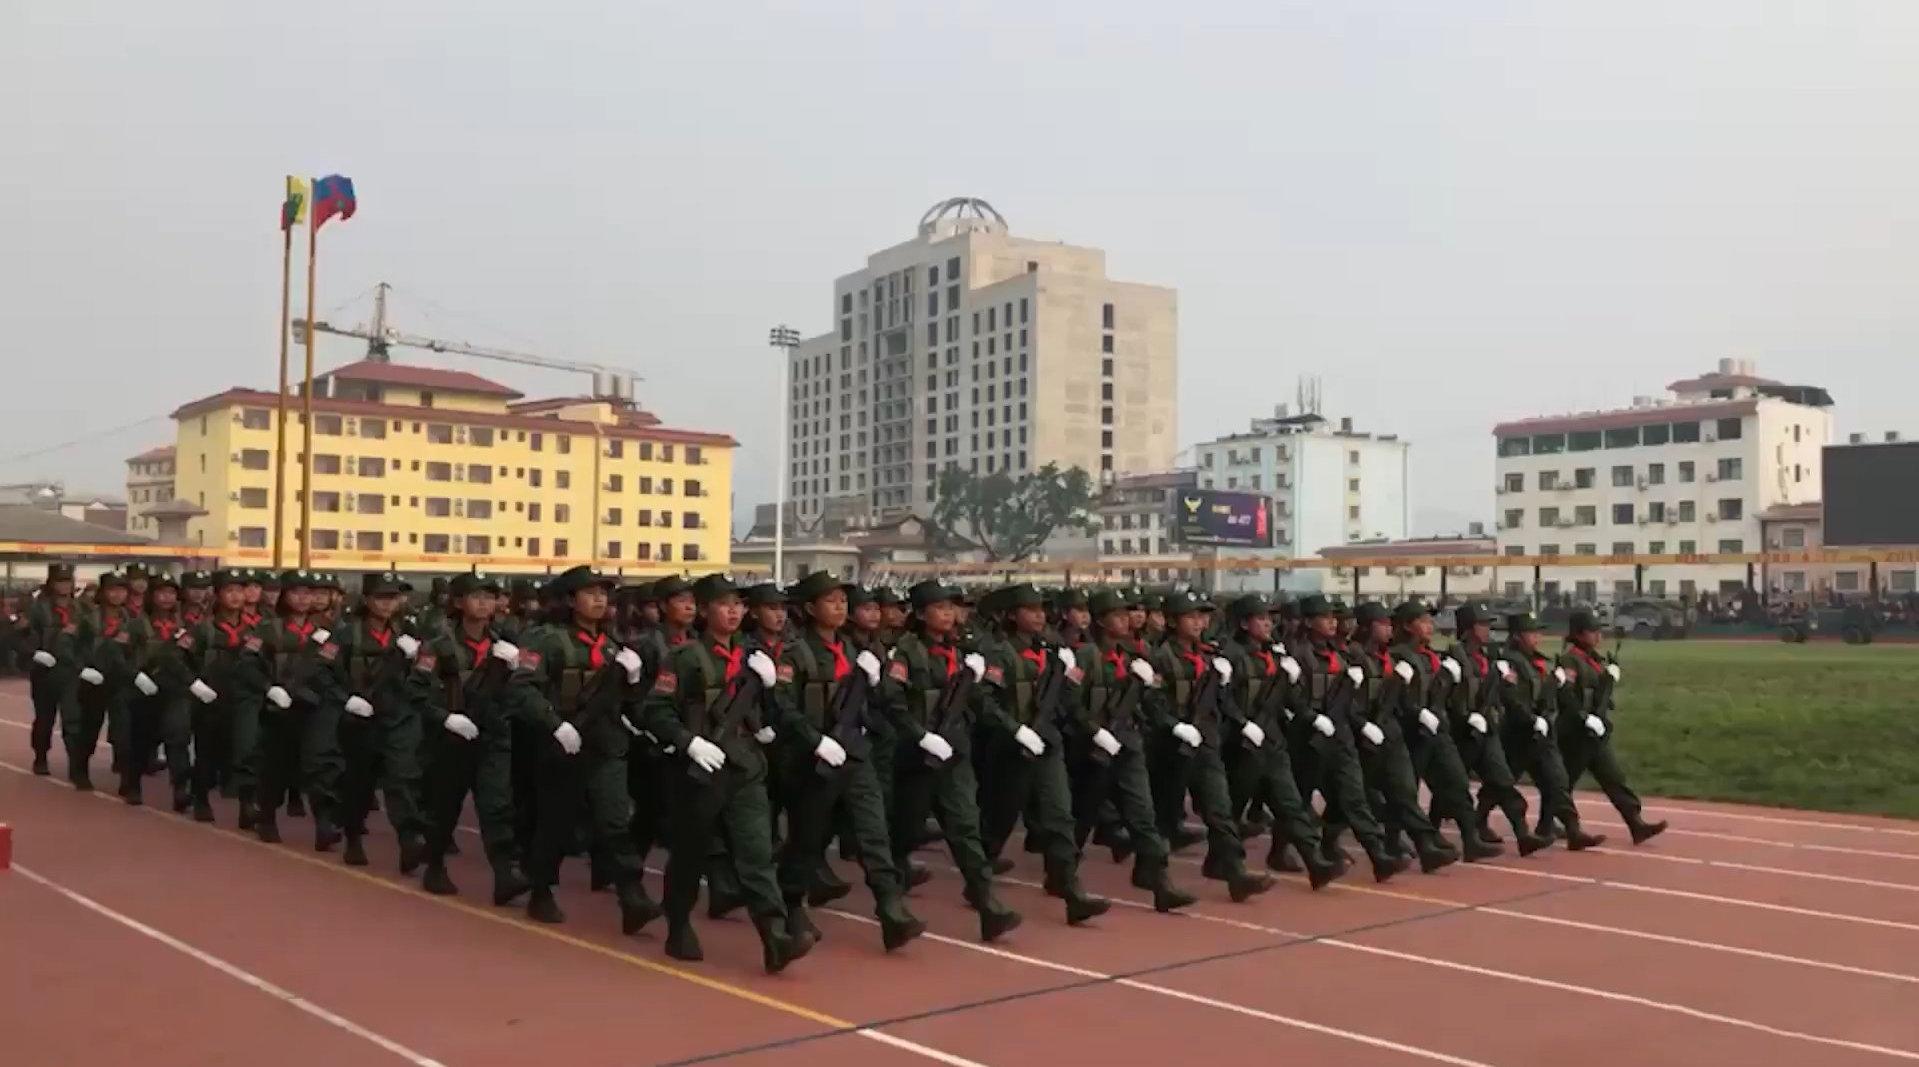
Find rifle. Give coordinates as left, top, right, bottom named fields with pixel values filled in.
left=1033, top=649, right=1072, bottom=735
left=687, top=669, right=767, bottom=784
left=816, top=669, right=871, bottom=780
left=923, top=663, right=976, bottom=768
left=1086, top=649, right=1143, bottom=767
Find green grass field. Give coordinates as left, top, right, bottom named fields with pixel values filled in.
left=1603, top=639, right=1919, bottom=819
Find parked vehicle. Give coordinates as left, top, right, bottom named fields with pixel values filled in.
left=1611, top=597, right=1691, bottom=639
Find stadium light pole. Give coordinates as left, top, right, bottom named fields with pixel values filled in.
left=769, top=325, right=801, bottom=583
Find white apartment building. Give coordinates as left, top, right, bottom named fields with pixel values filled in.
left=785, top=197, right=1177, bottom=522
left=1192, top=408, right=1411, bottom=593
left=1493, top=359, right=1833, bottom=603
left=1095, top=469, right=1199, bottom=584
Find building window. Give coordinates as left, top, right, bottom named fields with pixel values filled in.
left=556, top=470, right=571, bottom=490
left=1574, top=506, right=1597, bottom=526
left=1347, top=478, right=1360, bottom=491
left=605, top=541, right=621, bottom=559
left=1569, top=431, right=1602, bottom=452
left=530, top=432, right=544, bottom=452
left=685, top=479, right=702, bottom=497
left=425, top=497, right=452, bottom=518
left=1611, top=465, right=1634, bottom=487
left=1612, top=503, right=1633, bottom=524
left=1715, top=417, right=1743, bottom=440
left=425, top=462, right=452, bottom=482
left=1539, top=507, right=1560, bottom=526
left=605, top=507, right=622, bottom=526
left=1677, top=461, right=1695, bottom=483
left=1574, top=543, right=1597, bottom=556
left=555, top=504, right=571, bottom=523
left=468, top=499, right=493, bottom=520
left=553, top=538, right=569, bottom=557
left=239, top=448, right=270, bottom=471
left=312, top=491, right=340, bottom=513
left=1101, top=303, right=1115, bottom=329
left=1347, top=505, right=1360, bottom=520
left=1716, top=457, right=1742, bottom=480
left=1538, top=470, right=1560, bottom=490
left=1718, top=498, right=1743, bottom=521
left=1678, top=500, right=1696, bottom=522
left=606, top=473, right=623, bottom=492
left=1573, top=467, right=1595, bottom=489
left=314, top=414, right=342, bottom=436
left=468, top=464, right=492, bottom=484
left=1503, top=472, right=1524, bottom=493
left=1647, top=501, right=1666, bottom=522
left=423, top=534, right=451, bottom=553
left=1718, top=538, right=1744, bottom=553
left=426, top=424, right=454, bottom=445
left=470, top=427, right=494, bottom=447
left=237, top=487, right=269, bottom=508
left=241, top=409, right=271, bottom=430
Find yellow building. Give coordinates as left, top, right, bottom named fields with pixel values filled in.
left=169, top=359, right=736, bottom=577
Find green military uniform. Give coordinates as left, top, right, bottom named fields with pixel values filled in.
left=25, top=566, right=84, bottom=777
left=1342, top=603, right=1459, bottom=873
left=974, top=583, right=1111, bottom=925
left=130, top=575, right=194, bottom=810
left=768, top=571, right=925, bottom=950
left=71, top=574, right=148, bottom=792
left=249, top=570, right=347, bottom=848
left=1283, top=595, right=1408, bottom=882
left=1143, top=592, right=1273, bottom=902
left=1443, top=603, right=1547, bottom=854
left=1554, top=611, right=1667, bottom=845
left=1067, top=589, right=1197, bottom=912
left=879, top=581, right=1021, bottom=943
left=1494, top=614, right=1604, bottom=850
left=416, top=572, right=536, bottom=904
left=332, top=572, right=428, bottom=869
left=627, top=577, right=692, bottom=890
left=641, top=573, right=814, bottom=972
left=182, top=571, right=276, bottom=823
left=1217, top=594, right=1345, bottom=887
left=518, top=566, right=657, bottom=932
left=1387, top=601, right=1502, bottom=863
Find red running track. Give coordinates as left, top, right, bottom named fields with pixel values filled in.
left=1, top=679, right=1915, bottom=1066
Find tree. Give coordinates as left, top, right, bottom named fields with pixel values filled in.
left=929, top=463, right=1101, bottom=562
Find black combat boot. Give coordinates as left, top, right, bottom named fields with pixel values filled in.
left=1461, top=827, right=1505, bottom=863
left=664, top=918, right=705, bottom=961
left=1303, top=848, right=1349, bottom=890
left=237, top=797, right=260, bottom=831
left=421, top=863, right=459, bottom=896
left=967, top=885, right=1022, bottom=943
left=31, top=753, right=50, bottom=776
left=757, top=915, right=815, bottom=975
left=491, top=864, right=532, bottom=905
left=1227, top=868, right=1276, bottom=903
left=1093, top=824, right=1134, bottom=864
left=1265, top=844, right=1305, bottom=873
left=313, top=817, right=343, bottom=853
left=1475, top=817, right=1504, bottom=845
left=1134, top=865, right=1199, bottom=913
left=1566, top=824, right=1608, bottom=851
left=904, top=860, right=932, bottom=889
left=618, top=883, right=663, bottom=936
left=877, top=896, right=926, bottom=951
left=806, top=863, right=853, bottom=907
left=1367, top=845, right=1412, bottom=883
left=526, top=887, right=565, bottom=924
left=1415, top=835, right=1459, bottom=874
left=342, top=834, right=369, bottom=867
left=171, top=785, right=192, bottom=814
left=286, top=790, right=307, bottom=818
left=1629, top=819, right=1668, bottom=845
left=254, top=814, right=283, bottom=844
left=192, top=796, right=216, bottom=823
left=396, top=835, right=425, bottom=876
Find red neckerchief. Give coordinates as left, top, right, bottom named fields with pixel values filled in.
left=575, top=627, right=608, bottom=669
left=284, top=618, right=315, bottom=646
left=927, top=637, right=958, bottom=681
left=820, top=635, right=850, bottom=682
left=242, top=610, right=262, bottom=628
left=1173, top=641, right=1206, bottom=680
left=215, top=614, right=249, bottom=649
left=665, top=627, right=691, bottom=648
left=1103, top=643, right=1128, bottom=677
left=365, top=622, right=393, bottom=650
left=462, top=633, right=492, bottom=669
left=1372, top=644, right=1392, bottom=674
left=128, top=601, right=145, bottom=617
left=1468, top=645, right=1489, bottom=679
left=759, top=636, right=783, bottom=661
left=1569, top=646, right=1605, bottom=675
left=103, top=611, right=123, bottom=638
left=151, top=614, right=181, bottom=642
left=1311, top=637, right=1342, bottom=673
left=1018, top=643, right=1047, bottom=673
left=184, top=608, right=205, bottom=626
left=711, top=638, right=745, bottom=683
left=1255, top=646, right=1277, bottom=677
left=53, top=604, right=71, bottom=627
left=1417, top=644, right=1441, bottom=674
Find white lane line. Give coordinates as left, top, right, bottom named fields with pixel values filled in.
left=1565, top=792, right=1919, bottom=840
left=1580, top=845, right=1919, bottom=893
left=1457, top=861, right=1919, bottom=933
left=819, top=910, right=1497, bottom=1067
left=1601, top=822, right=1919, bottom=862
left=958, top=866, right=1919, bottom=1062
left=11, top=863, right=449, bottom=1067
left=0, top=718, right=26, bottom=730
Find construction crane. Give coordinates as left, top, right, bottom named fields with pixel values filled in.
left=293, top=282, right=641, bottom=400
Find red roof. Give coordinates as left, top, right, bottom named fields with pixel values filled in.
left=1493, top=400, right=1756, bottom=438
left=126, top=445, right=175, bottom=463
left=169, top=388, right=736, bottom=448
left=323, top=359, right=523, bottom=399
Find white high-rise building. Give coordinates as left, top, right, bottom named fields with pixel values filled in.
left=1492, top=359, right=1833, bottom=603
left=784, top=198, right=1177, bottom=523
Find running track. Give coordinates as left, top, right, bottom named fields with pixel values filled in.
left=2, top=678, right=1916, bottom=1066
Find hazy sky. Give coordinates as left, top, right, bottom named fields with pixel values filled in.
left=8, top=1, right=1918, bottom=536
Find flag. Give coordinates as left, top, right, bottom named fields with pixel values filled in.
left=281, top=176, right=308, bottom=231
left=311, top=174, right=357, bottom=232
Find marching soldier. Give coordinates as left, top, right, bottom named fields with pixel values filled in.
left=882, top=580, right=1022, bottom=943
left=641, top=574, right=816, bottom=972
left=132, top=573, right=195, bottom=811
left=73, top=571, right=147, bottom=794
left=628, top=576, right=696, bottom=891
left=415, top=572, right=535, bottom=905
left=874, top=587, right=908, bottom=645
left=1443, top=603, right=1549, bottom=854
left=769, top=571, right=926, bottom=950
left=250, top=570, right=346, bottom=849
left=1345, top=602, right=1461, bottom=873
left=1554, top=610, right=1667, bottom=845
left=1388, top=601, right=1503, bottom=863
left=181, top=570, right=213, bottom=624
left=25, top=564, right=84, bottom=779
left=517, top=566, right=659, bottom=933
left=975, top=582, right=1112, bottom=926
left=1144, top=592, right=1275, bottom=902
left=843, top=585, right=929, bottom=891
left=182, top=569, right=273, bottom=824
left=1053, top=588, right=1091, bottom=649
left=332, top=571, right=429, bottom=871
left=1495, top=613, right=1605, bottom=850
left=1217, top=593, right=1346, bottom=887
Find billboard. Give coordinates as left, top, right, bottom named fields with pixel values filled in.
left=1823, top=441, right=1919, bottom=547
left=1173, top=489, right=1273, bottom=547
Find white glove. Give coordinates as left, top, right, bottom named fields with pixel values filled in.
left=1360, top=722, right=1386, bottom=746
left=754, top=725, right=777, bottom=744
left=1467, top=712, right=1488, bottom=734
left=79, top=667, right=105, bottom=686
left=1442, top=659, right=1462, bottom=682
left=344, top=695, right=375, bottom=719
left=1172, top=722, right=1202, bottom=748
left=1552, top=666, right=1569, bottom=687
left=265, top=685, right=292, bottom=709
left=1278, top=655, right=1301, bottom=683
left=1605, top=663, right=1622, bottom=682
left=1345, top=665, right=1365, bottom=685
left=1313, top=714, right=1336, bottom=738
left=1533, top=716, right=1551, bottom=737
left=133, top=672, right=159, bottom=697
left=311, top=629, right=331, bottom=645
left=810, top=735, right=845, bottom=767
left=553, top=721, right=582, bottom=755
left=746, top=649, right=777, bottom=687
left=189, top=679, right=218, bottom=704
left=491, top=641, right=520, bottom=668
left=614, top=646, right=643, bottom=683
left=620, top=715, right=643, bottom=736
left=396, top=634, right=421, bottom=659
left=1129, top=658, right=1156, bottom=685
left=443, top=713, right=480, bottom=741
left=963, top=652, right=986, bottom=682
left=856, top=649, right=881, bottom=685
left=1212, top=657, right=1233, bottom=684
left=1014, top=724, right=1045, bottom=756
left=1496, top=660, right=1515, bottom=682
left=1092, top=728, right=1122, bottom=757
left=1056, top=648, right=1076, bottom=671
left=687, top=736, right=726, bottom=773
left=1417, top=708, right=1441, bottom=734
left=32, top=650, right=56, bottom=668
left=917, top=731, right=954, bottom=762
left=1240, top=721, right=1266, bottom=747
left=1393, top=660, right=1414, bottom=682
left=1584, top=714, right=1607, bottom=738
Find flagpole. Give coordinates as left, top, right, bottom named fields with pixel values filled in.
left=272, top=221, right=293, bottom=570
left=300, top=217, right=318, bottom=570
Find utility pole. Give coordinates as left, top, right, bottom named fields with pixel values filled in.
left=768, top=325, right=801, bottom=583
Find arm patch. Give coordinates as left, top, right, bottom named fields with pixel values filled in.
left=414, top=651, right=437, bottom=672
left=775, top=662, right=795, bottom=683
left=317, top=643, right=339, bottom=661
left=887, top=659, right=910, bottom=683
left=653, top=669, right=678, bottom=695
